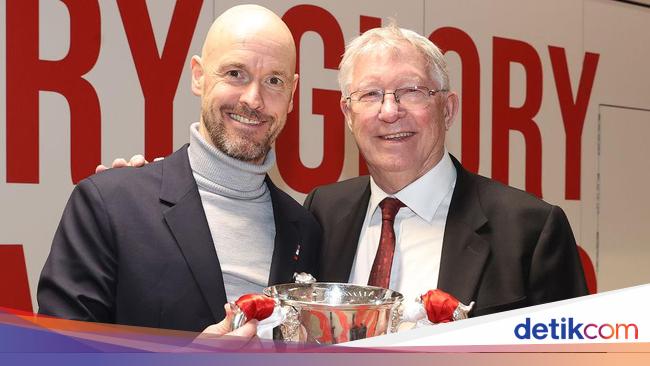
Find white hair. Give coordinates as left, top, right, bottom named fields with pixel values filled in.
left=338, top=22, right=449, bottom=96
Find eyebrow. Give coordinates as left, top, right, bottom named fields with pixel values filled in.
left=357, top=81, right=425, bottom=91
left=270, top=70, right=291, bottom=79
left=217, top=63, right=291, bottom=79
left=217, top=62, right=247, bottom=72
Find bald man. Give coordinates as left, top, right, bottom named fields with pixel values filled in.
left=37, top=5, right=321, bottom=335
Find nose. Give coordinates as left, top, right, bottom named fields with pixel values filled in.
left=377, top=93, right=404, bottom=123
left=240, top=82, right=264, bottom=110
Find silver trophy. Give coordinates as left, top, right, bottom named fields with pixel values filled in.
left=230, top=273, right=473, bottom=344
left=263, top=282, right=404, bottom=344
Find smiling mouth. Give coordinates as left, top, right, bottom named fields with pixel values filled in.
left=380, top=132, right=415, bottom=140
left=228, top=113, right=264, bottom=126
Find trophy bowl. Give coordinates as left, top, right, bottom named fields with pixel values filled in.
left=263, top=282, right=403, bottom=344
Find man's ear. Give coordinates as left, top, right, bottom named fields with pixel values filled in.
left=288, top=73, right=299, bottom=113
left=443, top=91, right=459, bottom=130
left=191, top=55, right=204, bottom=96
left=340, top=97, right=353, bottom=130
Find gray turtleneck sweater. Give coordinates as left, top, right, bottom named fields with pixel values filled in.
left=187, top=123, right=275, bottom=302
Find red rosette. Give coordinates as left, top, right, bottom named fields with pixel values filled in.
left=234, top=294, right=276, bottom=322
left=420, top=289, right=460, bottom=323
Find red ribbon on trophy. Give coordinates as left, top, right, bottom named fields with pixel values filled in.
left=420, top=289, right=473, bottom=323
left=401, top=288, right=474, bottom=325
left=233, top=294, right=276, bottom=322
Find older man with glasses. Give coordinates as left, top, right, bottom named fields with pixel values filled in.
left=305, top=23, right=588, bottom=316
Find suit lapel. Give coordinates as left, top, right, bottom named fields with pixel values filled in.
left=159, top=145, right=226, bottom=323
left=267, top=178, right=301, bottom=285
left=321, top=177, right=371, bottom=282
left=437, top=155, right=490, bottom=305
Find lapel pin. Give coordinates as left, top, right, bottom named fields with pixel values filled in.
left=293, top=244, right=301, bottom=261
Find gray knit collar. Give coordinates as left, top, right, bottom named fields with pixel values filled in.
left=187, top=122, right=274, bottom=199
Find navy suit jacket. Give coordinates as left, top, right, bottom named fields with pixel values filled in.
left=304, top=155, right=587, bottom=316
left=38, top=145, right=321, bottom=331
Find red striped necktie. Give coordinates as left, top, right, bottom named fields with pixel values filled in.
left=367, top=197, right=405, bottom=288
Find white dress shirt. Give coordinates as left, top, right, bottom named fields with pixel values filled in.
left=348, top=152, right=457, bottom=301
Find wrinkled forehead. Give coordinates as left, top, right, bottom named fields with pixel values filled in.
left=204, top=33, right=295, bottom=78
left=350, top=45, right=431, bottom=88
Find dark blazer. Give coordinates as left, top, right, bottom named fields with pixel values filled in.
left=304, top=154, right=587, bottom=316
left=38, top=145, right=321, bottom=332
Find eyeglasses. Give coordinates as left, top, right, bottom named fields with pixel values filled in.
left=346, top=86, right=447, bottom=114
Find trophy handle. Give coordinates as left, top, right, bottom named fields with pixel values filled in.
left=278, top=304, right=301, bottom=341
left=389, top=298, right=404, bottom=333
left=230, top=302, right=247, bottom=330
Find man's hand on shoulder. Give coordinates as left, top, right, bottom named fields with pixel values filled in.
left=95, top=154, right=164, bottom=173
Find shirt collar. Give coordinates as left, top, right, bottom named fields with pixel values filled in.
left=368, top=151, right=457, bottom=223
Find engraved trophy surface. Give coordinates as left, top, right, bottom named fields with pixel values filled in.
left=264, top=282, right=403, bottom=344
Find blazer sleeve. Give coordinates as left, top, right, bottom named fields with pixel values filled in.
left=528, top=205, right=589, bottom=305
left=37, top=178, right=117, bottom=322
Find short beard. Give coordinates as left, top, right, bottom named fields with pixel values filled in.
left=203, top=104, right=276, bottom=163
